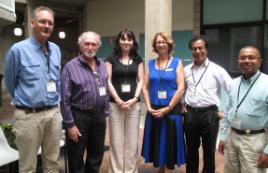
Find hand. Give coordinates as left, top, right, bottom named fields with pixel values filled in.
left=181, top=104, right=187, bottom=113
left=217, top=111, right=224, bottom=119
left=218, top=140, right=225, bottom=154
left=117, top=100, right=127, bottom=110
left=151, top=107, right=170, bottom=118
left=67, top=126, right=82, bottom=143
left=124, top=98, right=137, bottom=110
left=257, top=152, right=268, bottom=168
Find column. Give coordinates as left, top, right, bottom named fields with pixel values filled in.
left=193, top=0, right=201, bottom=35
left=24, top=0, right=34, bottom=37
left=145, top=0, right=172, bottom=62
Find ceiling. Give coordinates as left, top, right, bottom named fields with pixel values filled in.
left=15, top=0, right=92, bottom=28
left=41, top=0, right=86, bottom=7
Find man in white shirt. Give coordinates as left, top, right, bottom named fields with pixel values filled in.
left=183, top=35, right=232, bottom=173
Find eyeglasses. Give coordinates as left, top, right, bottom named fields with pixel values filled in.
left=156, top=41, right=168, bottom=45
left=35, top=19, right=54, bottom=27
left=239, top=55, right=260, bottom=61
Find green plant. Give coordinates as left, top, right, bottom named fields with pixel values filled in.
left=0, top=123, right=16, bottom=149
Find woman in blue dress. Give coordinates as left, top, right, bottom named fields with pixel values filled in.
left=142, top=32, right=186, bottom=173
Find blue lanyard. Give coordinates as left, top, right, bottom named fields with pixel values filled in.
left=235, top=73, right=261, bottom=117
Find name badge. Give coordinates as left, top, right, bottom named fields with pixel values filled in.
left=158, top=90, right=167, bottom=99
left=231, top=119, right=241, bottom=130
left=47, top=81, right=56, bottom=93
left=99, top=87, right=106, bottom=96
left=121, top=84, right=131, bottom=93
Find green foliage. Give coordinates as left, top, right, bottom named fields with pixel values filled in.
left=0, top=123, right=17, bottom=149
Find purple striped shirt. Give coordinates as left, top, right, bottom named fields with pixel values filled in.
left=60, top=55, right=109, bottom=127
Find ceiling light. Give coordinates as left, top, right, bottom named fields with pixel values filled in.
left=58, top=31, right=66, bottom=39
left=13, top=27, right=23, bottom=36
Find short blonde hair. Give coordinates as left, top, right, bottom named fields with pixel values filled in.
left=152, top=32, right=175, bottom=55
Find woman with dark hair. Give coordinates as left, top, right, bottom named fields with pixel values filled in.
left=106, top=29, right=144, bottom=173
left=142, top=32, right=186, bottom=173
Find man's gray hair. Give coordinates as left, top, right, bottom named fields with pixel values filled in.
left=77, top=31, right=102, bottom=47
left=32, top=6, right=54, bottom=21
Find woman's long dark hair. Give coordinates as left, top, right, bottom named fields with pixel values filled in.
left=111, top=29, right=140, bottom=60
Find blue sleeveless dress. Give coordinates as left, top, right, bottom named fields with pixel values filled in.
left=142, top=57, right=186, bottom=169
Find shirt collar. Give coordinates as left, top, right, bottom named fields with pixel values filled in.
left=241, top=70, right=261, bottom=84
left=191, top=58, right=209, bottom=69
left=29, top=37, right=50, bottom=52
left=78, top=54, right=100, bottom=66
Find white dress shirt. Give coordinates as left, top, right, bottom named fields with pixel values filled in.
left=184, top=58, right=232, bottom=108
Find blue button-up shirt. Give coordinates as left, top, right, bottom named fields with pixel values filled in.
left=220, top=71, right=268, bottom=153
left=5, top=37, right=61, bottom=107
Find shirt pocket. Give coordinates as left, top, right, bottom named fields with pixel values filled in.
left=49, top=63, right=60, bottom=81
left=247, top=98, right=268, bottom=117
left=21, top=63, right=41, bottom=81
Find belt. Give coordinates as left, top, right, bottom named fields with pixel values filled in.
left=72, top=107, right=103, bottom=114
left=231, top=127, right=266, bottom=135
left=16, top=105, right=58, bottom=113
left=186, top=105, right=217, bottom=112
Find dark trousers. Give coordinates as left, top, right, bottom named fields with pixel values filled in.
left=66, top=110, right=106, bottom=173
left=184, top=106, right=219, bottom=173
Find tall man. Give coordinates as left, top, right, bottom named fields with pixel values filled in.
left=183, top=35, right=232, bottom=173
left=218, top=46, right=268, bottom=173
left=5, top=6, right=62, bottom=173
left=60, top=31, right=109, bottom=173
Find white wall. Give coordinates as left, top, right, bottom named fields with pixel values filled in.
left=86, top=0, right=193, bottom=37
left=172, top=0, right=193, bottom=31
left=87, top=0, right=144, bottom=37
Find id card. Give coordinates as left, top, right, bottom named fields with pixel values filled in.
left=231, top=119, right=241, bottom=130
left=47, top=81, right=56, bottom=92
left=99, top=87, right=107, bottom=96
left=121, top=84, right=131, bottom=93
left=158, top=90, right=167, bottom=99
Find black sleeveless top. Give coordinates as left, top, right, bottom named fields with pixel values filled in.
left=106, top=56, right=143, bottom=102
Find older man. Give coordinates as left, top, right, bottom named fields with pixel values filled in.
left=5, top=6, right=62, bottom=173
left=60, top=31, right=109, bottom=173
left=219, top=46, right=268, bottom=173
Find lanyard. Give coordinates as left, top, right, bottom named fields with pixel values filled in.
left=191, top=62, right=209, bottom=94
left=120, top=57, right=130, bottom=83
left=42, top=44, right=51, bottom=79
left=158, top=57, right=170, bottom=90
left=235, top=73, right=261, bottom=117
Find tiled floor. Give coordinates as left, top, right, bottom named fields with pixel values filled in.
left=0, top=93, right=224, bottom=173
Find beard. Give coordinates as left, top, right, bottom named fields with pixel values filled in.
left=83, top=51, right=96, bottom=59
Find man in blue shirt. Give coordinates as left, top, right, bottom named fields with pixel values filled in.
left=219, top=46, right=268, bottom=173
left=5, top=6, right=62, bottom=173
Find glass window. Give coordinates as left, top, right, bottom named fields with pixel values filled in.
left=205, top=26, right=262, bottom=76
left=203, top=0, right=263, bottom=25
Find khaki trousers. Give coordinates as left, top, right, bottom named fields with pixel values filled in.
left=12, top=106, right=62, bottom=173
left=108, top=102, right=141, bottom=173
left=224, top=130, right=268, bottom=173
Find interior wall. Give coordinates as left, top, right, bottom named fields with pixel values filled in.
left=86, top=0, right=193, bottom=36
left=172, top=0, right=193, bottom=31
